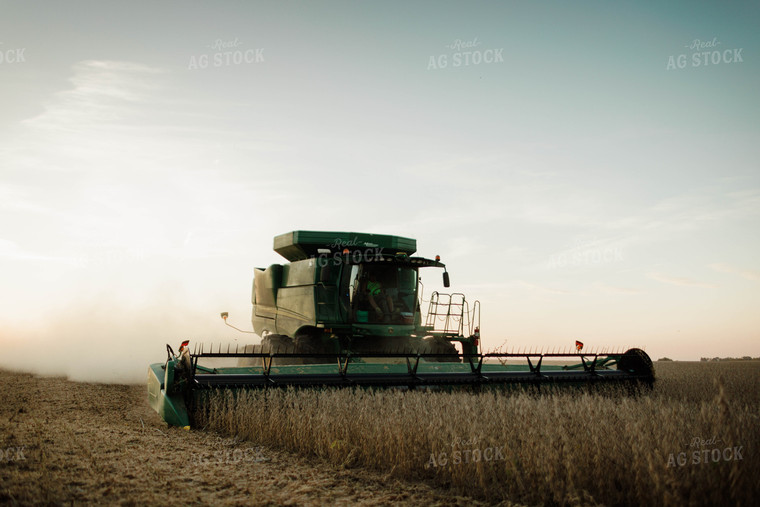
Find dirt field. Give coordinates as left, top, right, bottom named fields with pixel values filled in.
left=3, top=362, right=757, bottom=506
left=0, top=369, right=489, bottom=506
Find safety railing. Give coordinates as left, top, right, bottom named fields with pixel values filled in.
left=425, top=292, right=480, bottom=337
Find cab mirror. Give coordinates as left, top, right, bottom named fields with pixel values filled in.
left=443, top=271, right=450, bottom=288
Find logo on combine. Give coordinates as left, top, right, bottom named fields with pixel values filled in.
left=666, top=435, right=743, bottom=467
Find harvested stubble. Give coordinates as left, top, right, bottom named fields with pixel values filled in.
left=193, top=361, right=759, bottom=506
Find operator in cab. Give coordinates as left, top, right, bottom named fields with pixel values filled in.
left=367, top=272, right=394, bottom=321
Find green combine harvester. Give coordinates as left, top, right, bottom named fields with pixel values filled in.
left=148, top=230, right=655, bottom=428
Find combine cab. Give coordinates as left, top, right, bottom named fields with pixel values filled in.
left=147, top=231, right=654, bottom=428
left=244, top=230, right=477, bottom=363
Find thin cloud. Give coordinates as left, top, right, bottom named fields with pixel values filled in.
left=2, top=59, right=294, bottom=265
left=21, top=60, right=167, bottom=133
left=0, top=239, right=47, bottom=261
left=595, top=283, right=642, bottom=295
left=518, top=281, right=572, bottom=295
left=709, top=263, right=760, bottom=281
left=647, top=272, right=717, bottom=288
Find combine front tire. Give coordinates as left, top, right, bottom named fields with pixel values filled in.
left=262, top=334, right=300, bottom=365
left=419, top=336, right=461, bottom=363
left=293, top=332, right=324, bottom=364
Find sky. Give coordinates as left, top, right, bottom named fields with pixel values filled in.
left=1, top=0, right=759, bottom=382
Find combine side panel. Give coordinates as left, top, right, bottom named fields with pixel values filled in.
left=252, top=264, right=282, bottom=335
left=274, top=260, right=318, bottom=336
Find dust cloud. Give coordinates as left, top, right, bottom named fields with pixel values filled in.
left=0, top=295, right=259, bottom=384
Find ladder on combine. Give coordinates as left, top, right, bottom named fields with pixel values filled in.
left=425, top=291, right=480, bottom=338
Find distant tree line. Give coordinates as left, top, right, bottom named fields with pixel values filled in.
left=656, top=357, right=758, bottom=362
left=699, top=356, right=756, bottom=362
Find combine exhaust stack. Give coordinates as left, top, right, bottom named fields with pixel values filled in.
left=147, top=230, right=655, bottom=427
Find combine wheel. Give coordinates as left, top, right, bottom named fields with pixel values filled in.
left=418, top=336, right=461, bottom=363
left=617, top=348, right=655, bottom=387
left=262, top=334, right=300, bottom=365
left=261, top=334, right=294, bottom=352
left=293, top=332, right=324, bottom=364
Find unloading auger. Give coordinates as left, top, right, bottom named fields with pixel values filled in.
left=147, top=231, right=654, bottom=427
